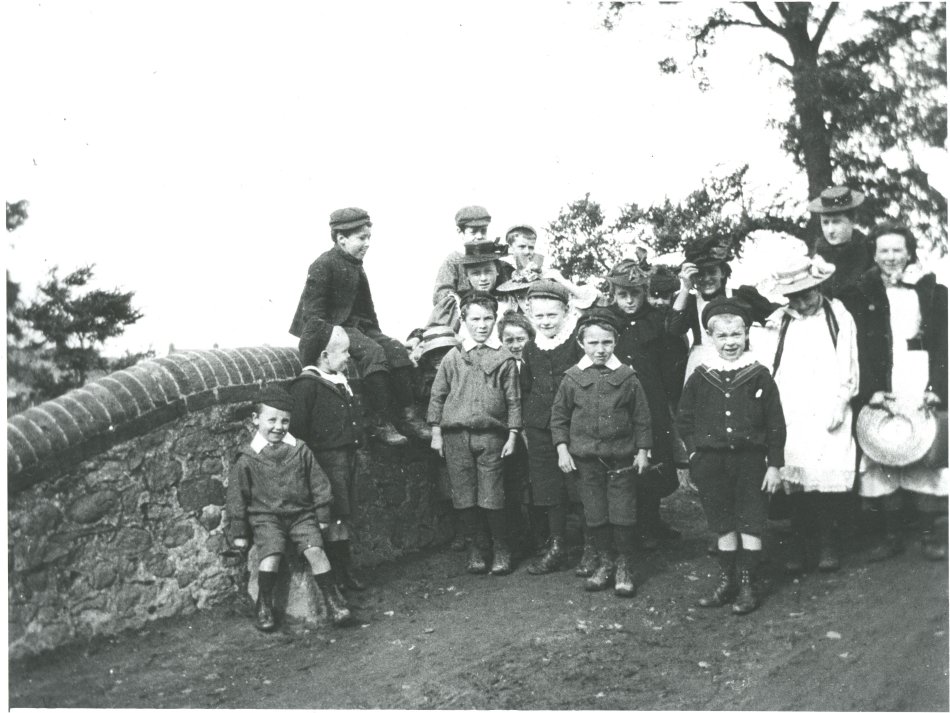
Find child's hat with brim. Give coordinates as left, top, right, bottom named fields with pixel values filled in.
left=419, top=325, right=460, bottom=356
left=856, top=404, right=938, bottom=467
left=769, top=255, right=836, bottom=295
left=807, top=186, right=865, bottom=214
left=497, top=254, right=544, bottom=293
left=459, top=240, right=508, bottom=265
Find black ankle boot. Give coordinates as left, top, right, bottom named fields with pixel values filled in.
left=528, top=536, right=565, bottom=575
left=731, top=569, right=758, bottom=615
left=255, top=571, right=278, bottom=632
left=574, top=539, right=598, bottom=577
left=613, top=555, right=637, bottom=597
left=698, top=550, right=737, bottom=608
left=315, top=573, right=353, bottom=627
left=466, top=539, right=488, bottom=574
left=490, top=539, right=512, bottom=575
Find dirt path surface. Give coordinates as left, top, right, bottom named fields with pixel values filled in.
left=10, top=492, right=949, bottom=710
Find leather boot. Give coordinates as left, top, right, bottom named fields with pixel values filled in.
left=584, top=552, right=615, bottom=591
left=731, top=569, right=758, bottom=615
left=466, top=538, right=488, bottom=574
left=255, top=593, right=276, bottom=632
left=528, top=536, right=565, bottom=575
left=490, top=539, right=512, bottom=576
left=315, top=573, right=353, bottom=626
left=369, top=420, right=409, bottom=447
left=698, top=550, right=737, bottom=608
left=574, top=539, right=598, bottom=578
left=399, top=405, right=432, bottom=440
left=613, top=555, right=637, bottom=598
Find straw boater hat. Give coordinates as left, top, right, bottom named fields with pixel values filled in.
left=856, top=404, right=938, bottom=467
left=606, top=259, right=651, bottom=289
left=459, top=240, right=508, bottom=265
left=418, top=325, right=460, bottom=357
left=807, top=186, right=865, bottom=214
left=769, top=255, right=836, bottom=296
left=497, top=254, right=544, bottom=293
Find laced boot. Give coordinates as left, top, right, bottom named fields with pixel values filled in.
left=698, top=550, right=737, bottom=608
left=527, top=536, right=565, bottom=574
left=399, top=405, right=431, bottom=440
left=315, top=573, right=353, bottom=627
left=574, top=539, right=599, bottom=577
left=584, top=552, right=615, bottom=591
left=490, top=539, right=512, bottom=576
left=255, top=593, right=276, bottom=632
left=613, top=555, right=637, bottom=598
left=466, top=538, right=488, bottom=574
left=369, top=418, right=409, bottom=446
left=731, top=569, right=758, bottom=615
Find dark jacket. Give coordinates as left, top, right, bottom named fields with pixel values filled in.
left=521, top=335, right=583, bottom=429
left=550, top=363, right=653, bottom=459
left=667, top=285, right=778, bottom=345
left=427, top=345, right=522, bottom=431
left=838, top=267, right=948, bottom=406
left=676, top=361, right=786, bottom=467
left=289, top=245, right=379, bottom=337
left=811, top=229, right=874, bottom=298
left=288, top=368, right=363, bottom=451
left=226, top=440, right=333, bottom=540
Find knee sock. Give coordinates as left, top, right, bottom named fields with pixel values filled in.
left=313, top=572, right=336, bottom=595
left=612, top=524, right=636, bottom=558
left=485, top=508, right=509, bottom=545
left=258, top=571, right=278, bottom=601
left=547, top=502, right=567, bottom=540
left=390, top=367, right=416, bottom=410
left=589, top=524, right=611, bottom=553
left=363, top=371, right=394, bottom=420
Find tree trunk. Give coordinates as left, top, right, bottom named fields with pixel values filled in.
left=788, top=48, right=833, bottom=200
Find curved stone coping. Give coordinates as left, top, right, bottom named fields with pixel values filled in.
left=7, top=346, right=302, bottom=491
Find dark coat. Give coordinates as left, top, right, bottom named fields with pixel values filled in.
left=838, top=267, right=948, bottom=406
left=667, top=285, right=778, bottom=345
left=288, top=369, right=363, bottom=452
left=289, top=245, right=379, bottom=337
left=811, top=229, right=875, bottom=298
left=521, top=334, right=583, bottom=429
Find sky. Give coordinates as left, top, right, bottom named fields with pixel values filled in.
left=6, top=1, right=876, bottom=357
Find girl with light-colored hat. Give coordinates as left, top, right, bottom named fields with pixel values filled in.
left=763, top=254, right=859, bottom=573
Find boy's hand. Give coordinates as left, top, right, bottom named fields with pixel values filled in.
left=500, top=432, right=518, bottom=458
left=761, top=466, right=783, bottom=494
left=430, top=427, right=444, bottom=458
left=232, top=538, right=249, bottom=551
left=556, top=444, right=576, bottom=473
left=634, top=450, right=650, bottom=475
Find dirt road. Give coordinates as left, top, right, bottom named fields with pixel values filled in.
left=10, top=491, right=949, bottom=710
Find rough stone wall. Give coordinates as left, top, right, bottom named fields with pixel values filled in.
left=8, top=348, right=449, bottom=658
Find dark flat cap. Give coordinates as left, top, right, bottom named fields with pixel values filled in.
left=298, top=319, right=335, bottom=366
left=577, top=307, right=623, bottom=334
left=526, top=279, right=571, bottom=304
left=607, top=259, right=650, bottom=289
left=329, top=207, right=372, bottom=231
left=257, top=384, right=295, bottom=413
left=701, top=296, right=752, bottom=329
left=455, top=205, right=492, bottom=228
left=459, top=240, right=508, bottom=265
left=505, top=224, right=537, bottom=240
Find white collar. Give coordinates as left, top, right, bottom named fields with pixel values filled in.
left=303, top=365, right=353, bottom=395
left=701, top=351, right=758, bottom=372
left=250, top=431, right=296, bottom=453
left=533, top=312, right=579, bottom=351
left=577, top=354, right=623, bottom=371
left=462, top=333, right=501, bottom=351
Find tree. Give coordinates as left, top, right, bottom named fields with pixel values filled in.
left=18, top=266, right=143, bottom=388
left=602, top=3, right=947, bottom=246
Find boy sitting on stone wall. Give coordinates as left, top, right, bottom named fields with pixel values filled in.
left=226, top=385, right=352, bottom=631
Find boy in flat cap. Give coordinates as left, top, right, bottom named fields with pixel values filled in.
left=676, top=297, right=786, bottom=614
left=606, top=260, right=681, bottom=550
left=289, top=320, right=368, bottom=595
left=432, top=206, right=514, bottom=307
left=428, top=292, right=522, bottom=576
left=289, top=207, right=427, bottom=446
left=226, top=385, right=352, bottom=630
left=807, top=185, right=873, bottom=297
left=550, top=308, right=653, bottom=597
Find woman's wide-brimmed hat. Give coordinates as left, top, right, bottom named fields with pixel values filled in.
left=856, top=404, right=939, bottom=467
left=497, top=254, right=544, bottom=293
left=606, top=259, right=650, bottom=289
left=459, top=240, right=508, bottom=265
left=683, top=235, right=732, bottom=267
left=769, top=255, right=836, bottom=295
left=807, top=186, right=865, bottom=214
left=419, top=325, right=460, bottom=356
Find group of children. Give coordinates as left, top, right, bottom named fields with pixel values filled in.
left=226, top=189, right=947, bottom=632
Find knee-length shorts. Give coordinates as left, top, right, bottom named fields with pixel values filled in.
left=250, top=512, right=325, bottom=559
left=443, top=428, right=506, bottom=510
left=691, top=448, right=769, bottom=536
left=574, top=455, right=637, bottom=527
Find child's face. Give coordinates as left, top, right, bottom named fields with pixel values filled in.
left=322, top=328, right=351, bottom=373
left=695, top=264, right=726, bottom=298
left=529, top=297, right=569, bottom=338
left=462, top=226, right=490, bottom=243
left=463, top=303, right=497, bottom=343
left=337, top=226, right=372, bottom=260
left=647, top=292, right=673, bottom=309
left=501, top=325, right=531, bottom=359
left=820, top=214, right=854, bottom=246
left=874, top=232, right=910, bottom=277
left=508, top=234, right=537, bottom=261
left=706, top=315, right=748, bottom=362
left=465, top=263, right=498, bottom=292
left=579, top=324, right=616, bottom=366
left=787, top=286, right=822, bottom=316
left=253, top=405, right=291, bottom=444
left=614, top=286, right=647, bottom=314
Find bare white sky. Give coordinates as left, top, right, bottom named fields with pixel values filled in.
left=8, top=1, right=864, bottom=356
